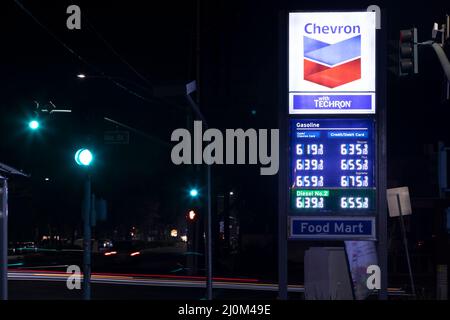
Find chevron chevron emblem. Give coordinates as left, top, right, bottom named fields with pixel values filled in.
left=303, top=35, right=361, bottom=88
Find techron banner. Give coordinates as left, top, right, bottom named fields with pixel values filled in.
left=289, top=12, right=376, bottom=114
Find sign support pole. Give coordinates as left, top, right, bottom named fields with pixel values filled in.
left=396, top=194, right=416, bottom=297
left=278, top=10, right=288, bottom=300
left=376, top=10, right=388, bottom=300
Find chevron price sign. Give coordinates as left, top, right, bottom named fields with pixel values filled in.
left=289, top=12, right=376, bottom=114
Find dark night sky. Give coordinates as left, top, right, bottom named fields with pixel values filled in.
left=1, top=0, right=450, bottom=241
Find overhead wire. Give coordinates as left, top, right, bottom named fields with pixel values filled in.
left=83, top=15, right=188, bottom=111
left=13, top=0, right=160, bottom=107
left=84, top=17, right=154, bottom=89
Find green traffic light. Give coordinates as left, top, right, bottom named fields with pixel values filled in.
left=28, top=120, right=39, bottom=130
left=75, top=148, right=93, bottom=166
left=189, top=188, right=199, bottom=197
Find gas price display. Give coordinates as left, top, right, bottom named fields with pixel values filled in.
left=290, top=119, right=375, bottom=214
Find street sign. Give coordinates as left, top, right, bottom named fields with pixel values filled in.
left=104, top=130, right=129, bottom=144
left=289, top=216, right=376, bottom=240
left=387, top=187, right=412, bottom=217
left=290, top=118, right=376, bottom=214
left=289, top=12, right=376, bottom=114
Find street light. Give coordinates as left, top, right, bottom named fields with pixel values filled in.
left=76, top=74, right=152, bottom=94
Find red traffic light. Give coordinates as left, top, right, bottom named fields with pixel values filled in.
left=187, top=210, right=197, bottom=221
left=399, top=28, right=418, bottom=75
left=399, top=29, right=413, bottom=42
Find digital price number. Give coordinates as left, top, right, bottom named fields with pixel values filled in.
left=290, top=119, right=376, bottom=213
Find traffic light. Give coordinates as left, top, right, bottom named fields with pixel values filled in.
left=185, top=207, right=201, bottom=275
left=189, top=188, right=199, bottom=198
left=28, top=120, right=39, bottom=130
left=187, top=209, right=198, bottom=222
left=74, top=148, right=94, bottom=166
left=399, top=28, right=418, bottom=76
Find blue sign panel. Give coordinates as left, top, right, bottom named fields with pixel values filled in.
left=290, top=216, right=376, bottom=240
left=292, top=94, right=373, bottom=112
left=290, top=118, right=375, bottom=214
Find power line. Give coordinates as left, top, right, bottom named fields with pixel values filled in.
left=13, top=0, right=89, bottom=68
left=82, top=17, right=188, bottom=112
left=13, top=0, right=157, bottom=106
left=85, top=18, right=154, bottom=89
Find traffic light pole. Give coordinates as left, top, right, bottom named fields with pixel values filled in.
left=415, top=40, right=450, bottom=82
left=83, top=174, right=92, bottom=300
left=430, top=42, right=450, bottom=82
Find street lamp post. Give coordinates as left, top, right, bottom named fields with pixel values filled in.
left=76, top=76, right=213, bottom=298
left=77, top=74, right=153, bottom=95
left=185, top=85, right=213, bottom=300
left=154, top=81, right=213, bottom=300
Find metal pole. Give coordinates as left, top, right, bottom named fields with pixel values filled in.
left=0, top=177, right=8, bottom=300
left=83, top=174, right=91, bottom=300
left=431, top=43, right=450, bottom=82
left=196, top=0, right=201, bottom=105
left=396, top=194, right=416, bottom=297
left=206, top=164, right=212, bottom=299
left=438, top=141, right=447, bottom=198
left=277, top=10, right=288, bottom=300
left=185, top=92, right=212, bottom=300
left=376, top=10, right=389, bottom=300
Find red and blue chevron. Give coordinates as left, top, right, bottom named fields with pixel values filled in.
left=303, top=35, right=361, bottom=88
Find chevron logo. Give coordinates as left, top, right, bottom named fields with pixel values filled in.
left=303, top=35, right=361, bottom=88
